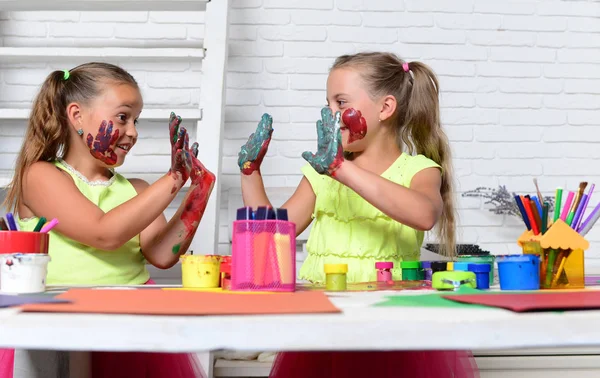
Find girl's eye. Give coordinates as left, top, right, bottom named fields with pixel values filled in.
left=117, top=114, right=127, bottom=123
left=337, top=100, right=346, bottom=107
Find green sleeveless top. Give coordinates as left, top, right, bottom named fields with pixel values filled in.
left=298, top=153, right=441, bottom=284
left=18, top=159, right=150, bottom=285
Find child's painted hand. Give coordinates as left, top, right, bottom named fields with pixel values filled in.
left=87, top=120, right=119, bottom=165
left=302, top=107, right=344, bottom=177
left=238, top=113, right=273, bottom=175
left=180, top=142, right=216, bottom=240
left=168, top=112, right=191, bottom=182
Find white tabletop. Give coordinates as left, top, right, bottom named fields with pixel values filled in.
left=1, top=287, right=600, bottom=353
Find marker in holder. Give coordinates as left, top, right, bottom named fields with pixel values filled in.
left=231, top=207, right=296, bottom=292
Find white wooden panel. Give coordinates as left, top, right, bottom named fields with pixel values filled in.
left=0, top=0, right=208, bottom=11
left=193, top=0, right=229, bottom=255
left=0, top=108, right=202, bottom=121
left=0, top=47, right=204, bottom=62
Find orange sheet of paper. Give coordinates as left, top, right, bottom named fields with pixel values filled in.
left=20, top=289, right=341, bottom=316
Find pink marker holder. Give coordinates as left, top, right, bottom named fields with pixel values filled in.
left=231, top=220, right=296, bottom=292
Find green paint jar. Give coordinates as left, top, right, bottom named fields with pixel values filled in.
left=324, top=264, right=348, bottom=291
left=401, top=261, right=421, bottom=281
left=456, top=255, right=495, bottom=286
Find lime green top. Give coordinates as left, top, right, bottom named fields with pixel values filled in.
left=298, top=153, right=441, bottom=284
left=18, top=159, right=150, bottom=285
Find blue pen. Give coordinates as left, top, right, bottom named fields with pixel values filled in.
left=532, top=196, right=543, bottom=216
left=5, top=213, right=18, bottom=231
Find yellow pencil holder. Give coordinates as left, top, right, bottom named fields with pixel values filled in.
left=180, top=255, right=222, bottom=288
left=518, top=219, right=588, bottom=290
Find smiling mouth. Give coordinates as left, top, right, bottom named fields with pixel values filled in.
left=117, top=144, right=131, bottom=152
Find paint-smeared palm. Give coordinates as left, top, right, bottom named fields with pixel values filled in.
left=168, top=112, right=192, bottom=182
left=87, top=120, right=119, bottom=165
left=302, top=107, right=344, bottom=176
left=238, top=113, right=273, bottom=175
left=180, top=141, right=215, bottom=239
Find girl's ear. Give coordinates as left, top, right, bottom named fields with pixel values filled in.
left=379, top=94, right=397, bottom=122
left=66, top=102, right=82, bottom=132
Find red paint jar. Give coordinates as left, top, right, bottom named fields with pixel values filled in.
left=220, top=256, right=232, bottom=290
left=0, top=231, right=49, bottom=254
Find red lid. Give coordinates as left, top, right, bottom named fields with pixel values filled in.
left=0, top=231, right=49, bottom=254
left=375, top=261, right=394, bottom=269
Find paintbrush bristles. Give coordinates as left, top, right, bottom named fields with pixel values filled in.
left=571, top=181, right=588, bottom=213
left=534, top=178, right=544, bottom=206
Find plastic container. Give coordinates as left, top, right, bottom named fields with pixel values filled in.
left=375, top=262, right=393, bottom=282
left=0, top=253, right=51, bottom=294
left=0, top=231, right=50, bottom=254
left=497, top=254, right=540, bottom=291
left=538, top=248, right=584, bottom=289
left=432, top=271, right=476, bottom=291
left=401, top=261, right=420, bottom=281
left=456, top=255, right=495, bottom=286
left=452, top=262, right=470, bottom=272
left=421, top=261, right=432, bottom=280
left=231, top=219, right=296, bottom=292
left=324, top=264, right=348, bottom=291
left=447, top=262, right=454, bottom=271
left=430, top=261, right=447, bottom=274
left=468, top=263, right=491, bottom=290
left=180, top=255, right=222, bottom=288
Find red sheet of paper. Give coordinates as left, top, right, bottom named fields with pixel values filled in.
left=20, top=289, right=341, bottom=316
left=442, top=291, right=600, bottom=312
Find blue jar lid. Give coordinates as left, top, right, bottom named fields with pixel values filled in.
left=421, top=261, right=431, bottom=269
left=468, top=263, right=491, bottom=273
left=453, top=262, right=470, bottom=271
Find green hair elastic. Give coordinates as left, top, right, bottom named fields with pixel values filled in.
left=62, top=70, right=70, bottom=80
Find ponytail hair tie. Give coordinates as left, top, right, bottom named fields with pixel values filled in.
left=402, top=62, right=410, bottom=72
left=62, top=70, right=70, bottom=80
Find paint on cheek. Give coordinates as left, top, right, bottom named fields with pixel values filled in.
left=172, top=243, right=181, bottom=255
left=86, top=120, right=120, bottom=165
left=341, top=108, right=367, bottom=144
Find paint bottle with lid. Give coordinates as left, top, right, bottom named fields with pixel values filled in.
left=468, top=263, right=491, bottom=290
left=431, top=261, right=448, bottom=275
left=421, top=261, right=432, bottom=280
left=400, top=261, right=421, bottom=281
left=324, top=264, right=348, bottom=291
left=375, top=262, right=393, bottom=282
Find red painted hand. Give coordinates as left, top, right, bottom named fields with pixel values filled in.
left=86, top=120, right=119, bottom=165
left=180, top=142, right=216, bottom=239
left=341, top=108, right=367, bottom=144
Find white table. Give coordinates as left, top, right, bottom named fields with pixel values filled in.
left=3, top=287, right=600, bottom=377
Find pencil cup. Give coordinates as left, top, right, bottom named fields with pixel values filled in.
left=231, top=220, right=296, bottom=292
left=0, top=231, right=51, bottom=294
left=537, top=248, right=584, bottom=290
left=180, top=255, right=222, bottom=288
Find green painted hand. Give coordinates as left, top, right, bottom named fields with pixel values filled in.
left=238, top=113, right=273, bottom=175
left=302, top=107, right=344, bottom=176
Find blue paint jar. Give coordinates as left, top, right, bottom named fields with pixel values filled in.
left=453, top=262, right=470, bottom=271
left=421, top=261, right=432, bottom=280
left=497, top=255, right=540, bottom=291
left=468, top=263, right=491, bottom=289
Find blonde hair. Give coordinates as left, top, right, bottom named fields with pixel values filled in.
left=332, top=52, right=456, bottom=258
left=4, top=62, right=138, bottom=213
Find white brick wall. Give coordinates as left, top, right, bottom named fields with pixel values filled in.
left=2, top=0, right=600, bottom=264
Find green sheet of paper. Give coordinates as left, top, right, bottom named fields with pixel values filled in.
left=374, top=287, right=487, bottom=309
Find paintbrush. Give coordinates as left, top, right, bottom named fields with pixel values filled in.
left=567, top=181, right=588, bottom=226
left=533, top=178, right=544, bottom=206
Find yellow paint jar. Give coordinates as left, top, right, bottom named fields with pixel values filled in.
left=324, top=264, right=348, bottom=291
left=180, top=255, right=222, bottom=288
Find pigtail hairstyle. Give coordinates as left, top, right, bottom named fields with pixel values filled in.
left=3, top=63, right=138, bottom=213
left=332, top=52, right=457, bottom=259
